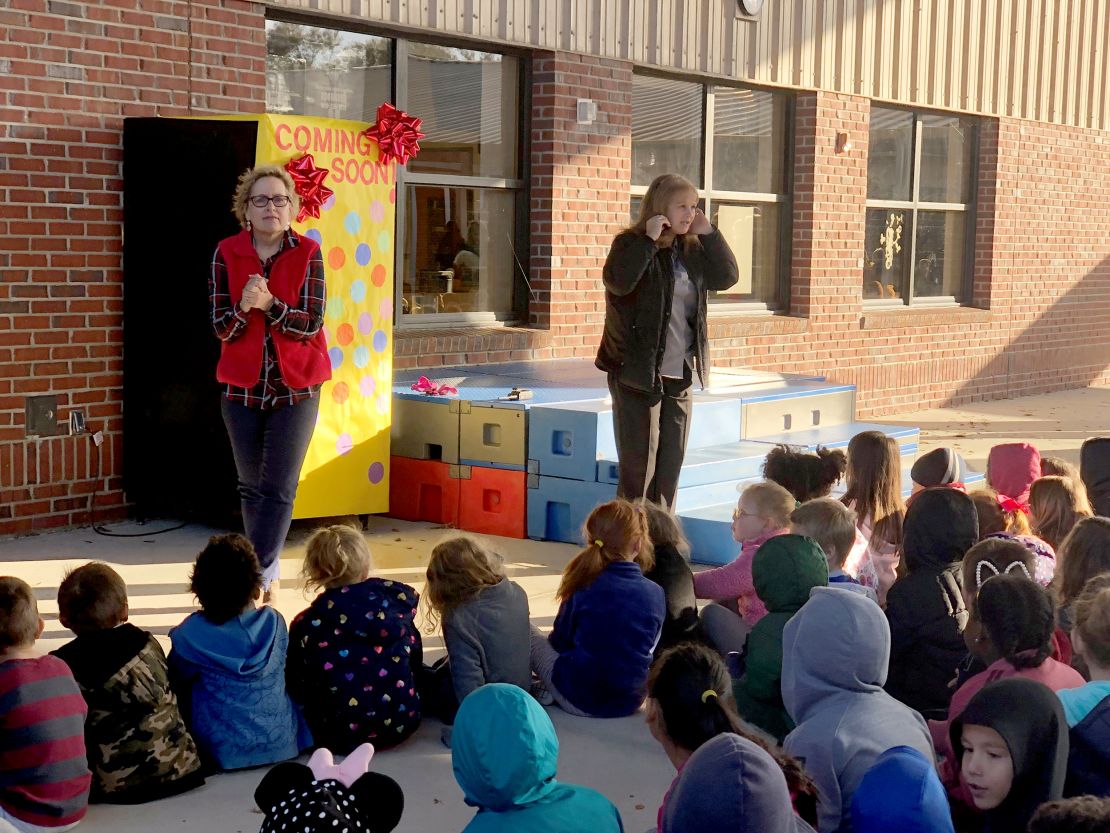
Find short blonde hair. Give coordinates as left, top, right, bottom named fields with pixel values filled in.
left=739, top=480, right=797, bottom=529
left=302, top=524, right=372, bottom=594
left=791, top=498, right=858, bottom=568
left=231, top=165, right=300, bottom=229
left=424, top=537, right=505, bottom=632
left=0, top=577, right=39, bottom=651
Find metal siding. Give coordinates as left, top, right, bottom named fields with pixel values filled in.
left=267, top=0, right=1110, bottom=129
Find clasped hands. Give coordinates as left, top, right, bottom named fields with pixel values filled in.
left=239, top=274, right=275, bottom=313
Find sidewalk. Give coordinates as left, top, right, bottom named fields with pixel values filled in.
left=3, top=384, right=1107, bottom=833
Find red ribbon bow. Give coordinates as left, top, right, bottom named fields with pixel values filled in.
left=996, top=494, right=1030, bottom=515
left=284, top=153, right=334, bottom=222
left=361, top=103, right=425, bottom=167
left=410, top=376, right=458, bottom=396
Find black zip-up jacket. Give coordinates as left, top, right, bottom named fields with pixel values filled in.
left=595, top=229, right=738, bottom=394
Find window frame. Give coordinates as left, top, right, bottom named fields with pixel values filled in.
left=630, top=69, right=794, bottom=314
left=863, top=105, right=979, bottom=309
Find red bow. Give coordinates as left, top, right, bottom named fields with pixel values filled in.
left=410, top=376, right=457, bottom=396
left=996, top=494, right=1030, bottom=515
left=361, top=103, right=425, bottom=166
left=284, top=153, right=334, bottom=222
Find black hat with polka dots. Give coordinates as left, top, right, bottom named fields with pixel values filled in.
left=256, top=762, right=404, bottom=833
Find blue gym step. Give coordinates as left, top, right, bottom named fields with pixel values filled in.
left=597, top=440, right=776, bottom=487
left=527, top=475, right=618, bottom=543
left=747, top=422, right=920, bottom=454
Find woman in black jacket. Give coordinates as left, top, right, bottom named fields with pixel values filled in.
left=885, top=487, right=979, bottom=719
left=595, top=174, right=738, bottom=509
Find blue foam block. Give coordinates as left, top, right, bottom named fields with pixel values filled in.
left=598, top=440, right=771, bottom=487
left=747, top=422, right=920, bottom=452
left=526, top=475, right=617, bottom=543
left=529, top=400, right=618, bottom=481
left=679, top=503, right=742, bottom=566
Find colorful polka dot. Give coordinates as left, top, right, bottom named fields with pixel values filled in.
left=369, top=200, right=385, bottom=224
left=372, top=329, right=388, bottom=353
left=377, top=230, right=390, bottom=253
left=350, top=280, right=366, bottom=303
left=355, top=243, right=372, bottom=266
left=305, top=228, right=323, bottom=245
left=326, top=297, right=344, bottom=320
left=328, top=247, right=346, bottom=270
left=359, top=375, right=376, bottom=397
left=371, top=264, right=387, bottom=287
left=344, top=211, right=361, bottom=235
left=354, top=346, right=370, bottom=368
left=328, top=347, right=344, bottom=369
left=358, top=312, right=374, bottom=334
left=322, top=193, right=336, bottom=212
left=336, top=323, right=354, bottom=346
left=376, top=394, right=390, bottom=414
left=380, top=298, right=393, bottom=319
left=368, top=462, right=385, bottom=484
left=331, top=381, right=350, bottom=404
left=336, top=433, right=354, bottom=456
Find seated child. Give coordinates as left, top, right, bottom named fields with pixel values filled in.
left=661, top=733, right=817, bottom=833
left=693, top=481, right=793, bottom=655
left=761, top=443, right=846, bottom=503
left=970, top=489, right=1033, bottom=538
left=646, top=642, right=817, bottom=829
left=782, top=587, right=934, bottom=833
left=850, top=746, right=955, bottom=833
left=1054, top=516, right=1110, bottom=632
left=930, top=572, right=1083, bottom=797
left=790, top=498, right=878, bottom=603
left=909, top=447, right=970, bottom=494
left=952, top=678, right=1068, bottom=833
left=0, top=577, right=90, bottom=833
left=421, top=536, right=530, bottom=729
left=638, top=500, right=706, bottom=654
left=1030, top=475, right=1093, bottom=551
left=1029, top=796, right=1110, bottom=833
left=530, top=499, right=665, bottom=718
left=884, top=489, right=978, bottom=719
left=986, top=442, right=1042, bottom=510
left=1058, top=573, right=1110, bottom=797
left=1079, top=436, right=1110, bottom=516
left=52, top=563, right=203, bottom=803
left=451, top=683, right=622, bottom=833
left=1041, top=455, right=1082, bottom=482
left=288, top=525, right=422, bottom=752
left=168, top=534, right=311, bottom=770
left=734, top=535, right=828, bottom=742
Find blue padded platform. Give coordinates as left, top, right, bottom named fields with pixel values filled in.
left=597, top=440, right=772, bottom=488
left=747, top=422, right=920, bottom=452
left=526, top=475, right=618, bottom=544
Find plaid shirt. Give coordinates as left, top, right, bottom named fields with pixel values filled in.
left=209, top=230, right=327, bottom=410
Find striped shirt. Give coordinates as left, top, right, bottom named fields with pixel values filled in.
left=209, top=229, right=326, bottom=410
left=0, top=655, right=91, bottom=827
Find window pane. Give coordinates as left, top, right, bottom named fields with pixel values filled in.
left=711, top=87, right=786, bottom=193
left=406, top=45, right=519, bottom=179
left=913, top=210, right=966, bottom=299
left=866, top=107, right=914, bottom=201
left=919, top=114, right=975, bottom=203
left=863, top=208, right=909, bottom=301
left=266, top=21, right=391, bottom=122
left=632, top=75, right=703, bottom=187
left=403, top=186, right=517, bottom=316
left=710, top=202, right=782, bottom=306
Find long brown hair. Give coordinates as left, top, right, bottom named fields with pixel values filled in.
left=627, top=173, right=701, bottom=252
left=1030, top=475, right=1093, bottom=551
left=557, top=500, right=653, bottom=603
left=841, top=431, right=905, bottom=546
left=1055, top=516, right=1110, bottom=609
left=638, top=499, right=690, bottom=559
left=423, top=536, right=505, bottom=632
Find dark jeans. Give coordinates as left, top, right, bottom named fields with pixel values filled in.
left=220, top=396, right=319, bottom=587
left=607, top=371, right=693, bottom=510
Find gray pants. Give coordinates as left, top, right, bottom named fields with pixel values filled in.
left=700, top=600, right=753, bottom=657
left=529, top=625, right=592, bottom=717
left=608, top=373, right=693, bottom=510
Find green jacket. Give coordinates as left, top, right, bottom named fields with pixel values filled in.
left=734, top=535, right=829, bottom=742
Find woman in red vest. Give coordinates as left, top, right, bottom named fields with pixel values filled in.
left=208, top=165, right=331, bottom=602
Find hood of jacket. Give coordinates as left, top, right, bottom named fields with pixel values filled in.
left=910, top=447, right=970, bottom=488
left=850, top=746, right=955, bottom=833
left=170, top=606, right=283, bottom=677
left=902, top=488, right=979, bottom=572
left=753, top=535, right=830, bottom=613
left=987, top=443, right=1041, bottom=505
left=662, top=733, right=814, bottom=833
left=782, top=587, right=891, bottom=725
left=452, top=683, right=560, bottom=812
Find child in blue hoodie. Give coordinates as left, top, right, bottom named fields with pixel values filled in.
left=451, top=683, right=623, bottom=833
left=169, top=534, right=311, bottom=771
left=287, top=525, right=422, bottom=752
left=850, top=747, right=955, bottom=833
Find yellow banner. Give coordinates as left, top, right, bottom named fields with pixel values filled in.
left=253, top=114, right=395, bottom=518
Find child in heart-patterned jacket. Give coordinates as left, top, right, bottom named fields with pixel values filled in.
left=287, top=525, right=423, bottom=752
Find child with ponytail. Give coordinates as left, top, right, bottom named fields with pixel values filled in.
left=646, top=643, right=818, bottom=829
left=287, top=525, right=422, bottom=752
left=530, top=500, right=665, bottom=717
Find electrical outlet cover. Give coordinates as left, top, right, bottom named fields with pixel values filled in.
left=25, top=395, right=58, bottom=437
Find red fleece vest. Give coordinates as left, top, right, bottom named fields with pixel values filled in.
left=215, top=229, right=332, bottom=389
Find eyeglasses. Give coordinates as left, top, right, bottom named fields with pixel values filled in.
left=248, top=195, right=292, bottom=208
left=732, top=507, right=758, bottom=521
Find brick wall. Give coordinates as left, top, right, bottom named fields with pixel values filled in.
left=0, top=0, right=265, bottom=535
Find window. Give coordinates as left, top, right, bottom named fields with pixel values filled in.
left=632, top=74, right=792, bottom=310
left=864, top=107, right=978, bottom=305
left=265, top=20, right=526, bottom=324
